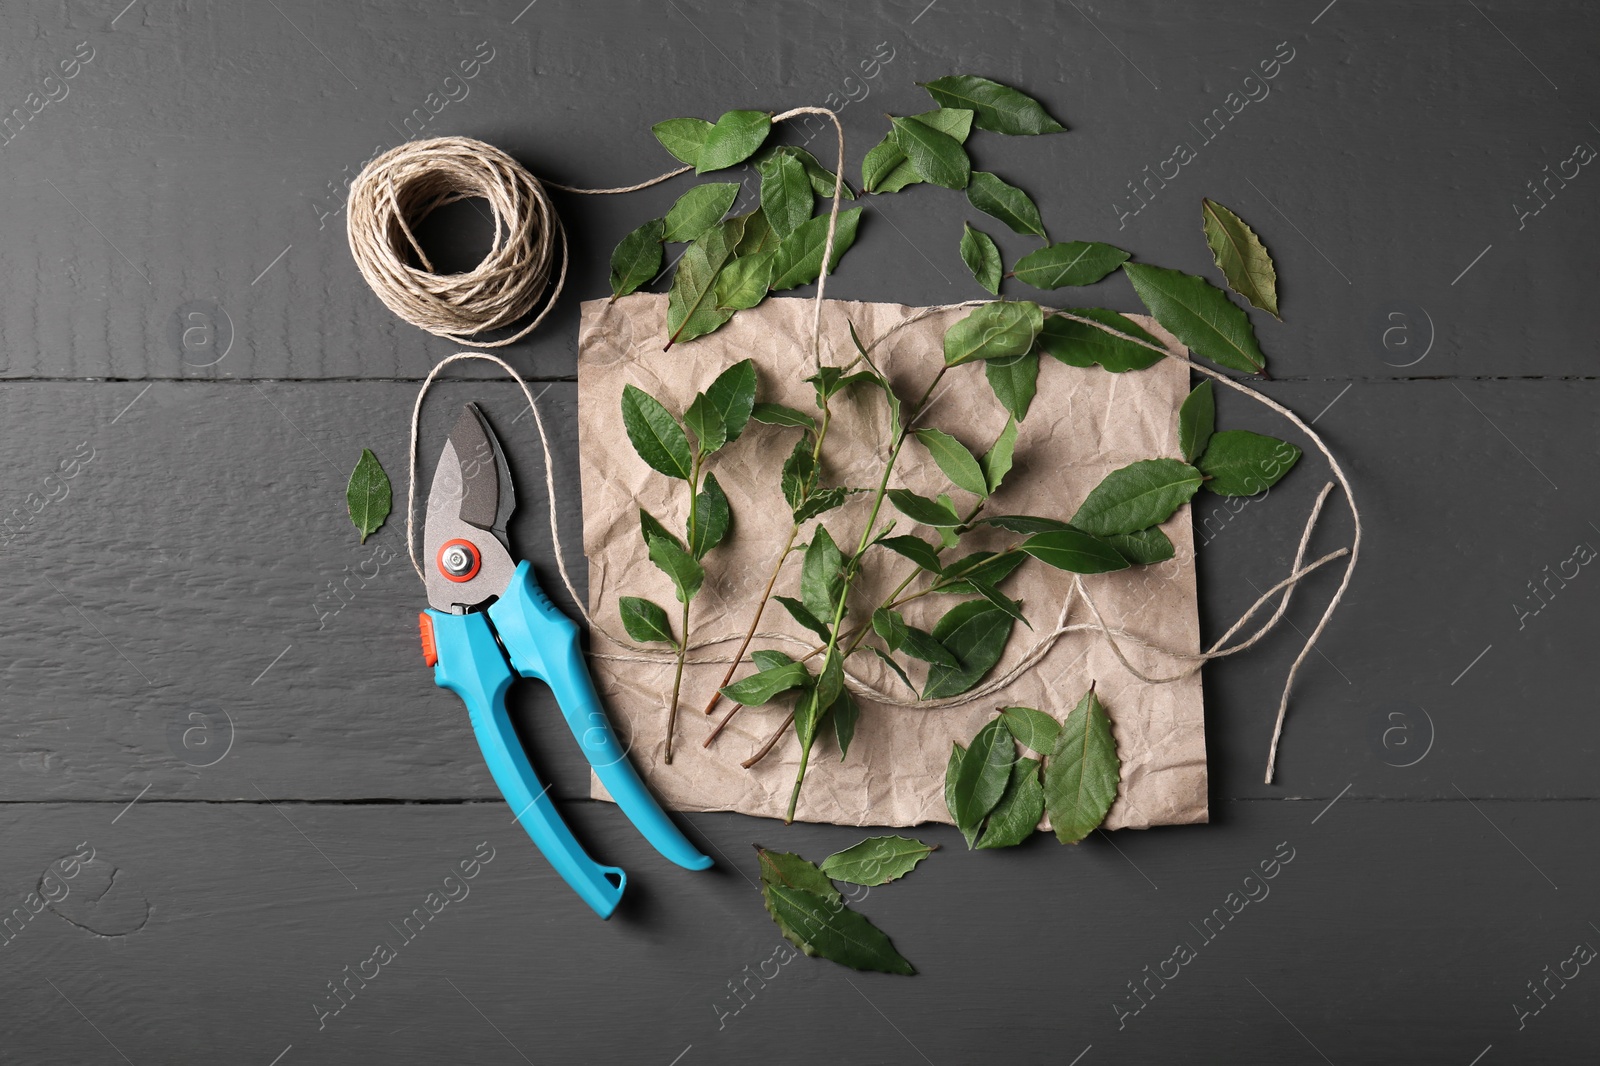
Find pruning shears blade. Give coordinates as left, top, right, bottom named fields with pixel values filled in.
left=423, top=403, right=517, bottom=612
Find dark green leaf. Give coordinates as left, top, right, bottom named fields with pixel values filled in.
left=646, top=530, right=704, bottom=604
left=775, top=595, right=831, bottom=642
left=714, top=251, right=774, bottom=312
left=800, top=525, right=845, bottom=625
left=618, top=596, right=674, bottom=644
left=734, top=208, right=779, bottom=257
left=944, top=300, right=1044, bottom=365
left=914, top=428, right=988, bottom=497
left=752, top=649, right=796, bottom=672
left=690, top=472, right=730, bottom=558
left=976, top=514, right=1074, bottom=535
left=864, top=108, right=974, bottom=193
left=1000, top=707, right=1060, bottom=755
left=785, top=146, right=855, bottom=200
left=889, top=115, right=971, bottom=190
left=759, top=151, right=813, bottom=240
left=807, top=651, right=844, bottom=744
left=346, top=448, right=391, bottom=544
left=964, top=575, right=1028, bottom=627
left=982, top=417, right=1018, bottom=493
left=1197, top=430, right=1302, bottom=496
left=831, top=688, right=859, bottom=758
left=781, top=436, right=817, bottom=512
left=806, top=366, right=879, bottom=403
left=1123, top=262, right=1267, bottom=374
left=751, top=402, right=817, bottom=430
left=620, top=384, right=693, bottom=480
left=944, top=744, right=980, bottom=848
left=1012, top=241, right=1129, bottom=289
left=1105, top=526, right=1175, bottom=565
left=1037, top=309, right=1165, bottom=373
left=639, top=508, right=682, bottom=551
left=950, top=716, right=1015, bottom=841
left=860, top=134, right=905, bottom=195
left=960, top=223, right=1003, bottom=295
left=608, top=218, right=665, bottom=299
left=984, top=349, right=1039, bottom=422
left=1071, top=458, right=1203, bottom=536
left=665, top=224, right=737, bottom=345
left=966, top=172, right=1045, bottom=237
left=721, top=658, right=812, bottom=705
left=920, top=75, right=1066, bottom=135
left=768, top=209, right=863, bottom=291
left=760, top=881, right=915, bottom=975
left=700, top=358, right=758, bottom=447
left=897, top=623, right=960, bottom=669
left=977, top=757, right=1044, bottom=849
left=885, top=489, right=962, bottom=528
left=696, top=109, right=772, bottom=173
left=872, top=607, right=909, bottom=652
left=1178, top=379, right=1216, bottom=463
left=821, top=836, right=937, bottom=886
left=652, top=116, right=713, bottom=165
left=878, top=534, right=944, bottom=573
left=662, top=182, right=739, bottom=242
left=757, top=846, right=842, bottom=902
left=1019, top=529, right=1130, bottom=575
left=924, top=601, right=1015, bottom=699
left=1202, top=198, right=1279, bottom=319
left=1043, top=687, right=1121, bottom=844
left=938, top=550, right=1027, bottom=595
left=793, top=486, right=857, bottom=524
left=873, top=647, right=914, bottom=692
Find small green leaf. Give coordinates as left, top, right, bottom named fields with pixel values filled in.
left=781, top=437, right=817, bottom=513
left=890, top=115, right=971, bottom=190
left=652, top=116, right=713, bottom=165
left=1000, top=707, right=1060, bottom=755
left=821, top=836, right=937, bottom=886
left=1019, top=530, right=1130, bottom=574
left=639, top=508, right=681, bottom=551
left=696, top=109, right=772, bottom=173
left=984, top=349, right=1039, bottom=422
left=1012, top=242, right=1129, bottom=289
left=759, top=151, right=813, bottom=239
left=759, top=880, right=915, bottom=975
left=721, top=658, right=812, bottom=705
left=1105, top=526, right=1176, bottom=565
left=793, top=487, right=857, bottom=524
left=733, top=208, right=779, bottom=257
left=860, top=135, right=905, bottom=194
left=619, top=596, right=675, bottom=644
left=757, top=846, right=841, bottom=902
left=920, top=74, right=1066, bottom=135
left=832, top=688, right=859, bottom=758
left=783, top=146, right=855, bottom=200
left=964, top=575, right=1028, bottom=627
left=873, top=647, right=914, bottom=692
left=662, top=182, right=739, bottom=243
left=608, top=218, right=665, bottom=299
left=346, top=448, right=391, bottom=544
left=775, top=594, right=831, bottom=642
left=683, top=393, right=726, bottom=455
left=945, top=744, right=979, bottom=848
left=872, top=607, right=909, bottom=652
left=960, top=223, right=1003, bottom=295
left=646, top=529, right=704, bottom=604
left=803, top=651, right=844, bottom=748
left=864, top=108, right=974, bottom=193
left=751, top=649, right=795, bottom=672
left=924, top=601, right=1014, bottom=700
left=937, top=550, right=1027, bottom=595
left=914, top=428, right=988, bottom=497
left=768, top=209, right=863, bottom=291
left=751, top=402, right=817, bottom=430
left=966, top=172, right=1045, bottom=237
left=897, top=623, right=960, bottom=669
left=701, top=358, right=758, bottom=447
left=800, top=525, right=845, bottom=625
left=1124, top=262, right=1267, bottom=374
left=944, top=300, right=1043, bottom=365
left=620, top=385, right=693, bottom=480
left=982, top=417, right=1018, bottom=493
left=977, top=757, right=1044, bottom=849
left=1178, top=379, right=1216, bottom=463
left=878, top=535, right=944, bottom=573
left=665, top=224, right=738, bottom=345
left=1197, top=430, right=1302, bottom=496
left=1202, top=198, right=1279, bottom=319
left=690, top=473, right=730, bottom=558
left=1043, top=687, right=1121, bottom=844
left=714, top=251, right=774, bottom=312
left=950, top=716, right=1015, bottom=843
left=976, top=514, right=1074, bottom=535
left=1037, top=309, right=1165, bottom=373
left=885, top=489, right=962, bottom=529
left=1071, top=458, right=1203, bottom=536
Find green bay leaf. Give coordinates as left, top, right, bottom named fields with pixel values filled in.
left=757, top=847, right=841, bottom=902
left=1178, top=379, right=1216, bottom=463
left=690, top=472, right=730, bottom=559
left=885, top=489, right=962, bottom=529
left=967, top=171, right=1045, bottom=237
left=1013, top=241, right=1129, bottom=289
left=768, top=208, right=863, bottom=291
left=800, top=524, right=844, bottom=625
left=1105, top=526, right=1175, bottom=565
left=1197, top=430, right=1301, bottom=496
left=914, top=428, right=988, bottom=497
left=760, top=151, right=813, bottom=239
left=346, top=448, right=391, bottom=544
left=608, top=218, right=665, bottom=299
left=981, top=417, right=1018, bottom=493
left=1037, top=309, right=1165, bottom=373
left=1071, top=458, right=1202, bottom=536
left=696, top=109, right=772, bottom=173
left=1000, top=707, right=1060, bottom=756
left=1043, top=687, right=1121, bottom=844
left=1202, top=197, right=1279, bottom=318
left=652, top=116, right=713, bottom=165
left=920, top=75, right=1066, bottom=135
left=960, top=222, right=1003, bottom=295
left=618, top=596, right=675, bottom=644
left=943, top=300, right=1044, bottom=365
left=720, top=657, right=811, bottom=705
left=950, top=716, right=1015, bottom=841
left=760, top=881, right=915, bottom=974
left=984, top=349, right=1039, bottom=422
left=1018, top=529, right=1129, bottom=574
left=620, top=384, right=693, bottom=480
left=820, top=836, right=937, bottom=886
left=977, top=756, right=1044, bottom=849
left=1124, top=262, right=1267, bottom=374
left=662, top=182, right=739, bottom=242
left=924, top=601, right=1014, bottom=700
left=890, top=114, right=972, bottom=190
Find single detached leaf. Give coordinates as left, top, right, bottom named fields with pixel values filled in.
left=944, top=300, right=1043, bottom=365
left=652, top=116, right=713, bottom=166
left=890, top=115, right=972, bottom=190
left=1105, top=526, right=1176, bottom=565
left=1036, top=309, right=1165, bottom=373
left=878, top=534, right=944, bottom=573
left=690, top=472, right=731, bottom=558
left=821, top=836, right=937, bottom=886
left=768, top=208, right=863, bottom=291
left=1043, top=688, right=1121, bottom=844
left=696, top=109, right=772, bottom=173
left=721, top=658, right=812, bottom=705
left=920, top=74, right=1066, bottom=135
left=951, top=716, right=1015, bottom=840
left=759, top=151, right=813, bottom=239
left=984, top=349, right=1039, bottom=422
left=885, top=489, right=962, bottom=529
left=945, top=744, right=980, bottom=848
left=775, top=594, right=831, bottom=642
left=757, top=846, right=841, bottom=902
left=1202, top=197, right=1280, bottom=318
left=1012, top=242, right=1129, bottom=290
left=977, top=757, right=1044, bottom=849
left=618, top=596, right=674, bottom=644
left=620, top=385, right=693, bottom=480
left=665, top=224, right=738, bottom=345
left=924, top=601, right=1014, bottom=700
left=860, top=134, right=905, bottom=194
left=714, top=250, right=774, bottom=312
left=966, top=172, right=1045, bottom=237
left=346, top=448, right=391, bottom=544
left=1123, top=262, right=1267, bottom=375
left=1000, top=707, right=1060, bottom=755
left=865, top=108, right=975, bottom=193
left=760, top=881, right=915, bottom=975
left=609, top=218, right=665, bottom=299
left=1071, top=458, right=1202, bottom=536
left=1197, top=430, right=1302, bottom=496
left=982, top=417, right=1018, bottom=493
left=960, top=223, right=1003, bottom=295
left=1019, top=529, right=1130, bottom=575
left=800, top=525, right=845, bottom=626
left=662, top=182, right=739, bottom=242
left=751, top=402, right=817, bottom=430
left=914, top=428, right=988, bottom=497
left=1178, top=379, right=1216, bottom=463
left=646, top=530, right=704, bottom=604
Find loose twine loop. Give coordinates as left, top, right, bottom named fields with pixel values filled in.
left=360, top=112, right=1358, bottom=784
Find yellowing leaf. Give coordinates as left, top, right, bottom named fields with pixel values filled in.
left=1202, top=198, right=1279, bottom=318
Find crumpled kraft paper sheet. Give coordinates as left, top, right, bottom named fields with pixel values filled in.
left=577, top=293, right=1207, bottom=830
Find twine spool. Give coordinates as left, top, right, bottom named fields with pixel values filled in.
left=346, top=136, right=567, bottom=348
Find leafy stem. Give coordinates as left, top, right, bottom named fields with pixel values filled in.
left=663, top=449, right=704, bottom=764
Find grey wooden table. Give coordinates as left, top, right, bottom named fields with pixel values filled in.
left=3, top=2, right=1596, bottom=1063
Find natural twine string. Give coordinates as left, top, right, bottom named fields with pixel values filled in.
left=378, top=111, right=1358, bottom=785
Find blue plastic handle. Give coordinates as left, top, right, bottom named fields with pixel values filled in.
left=487, top=562, right=713, bottom=873
left=427, top=608, right=628, bottom=919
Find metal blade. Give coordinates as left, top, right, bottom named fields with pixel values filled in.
left=448, top=403, right=516, bottom=543
left=423, top=404, right=519, bottom=612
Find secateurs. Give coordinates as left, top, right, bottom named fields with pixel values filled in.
left=416, top=403, right=712, bottom=918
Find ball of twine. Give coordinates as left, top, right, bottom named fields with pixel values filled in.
left=346, top=136, right=568, bottom=348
